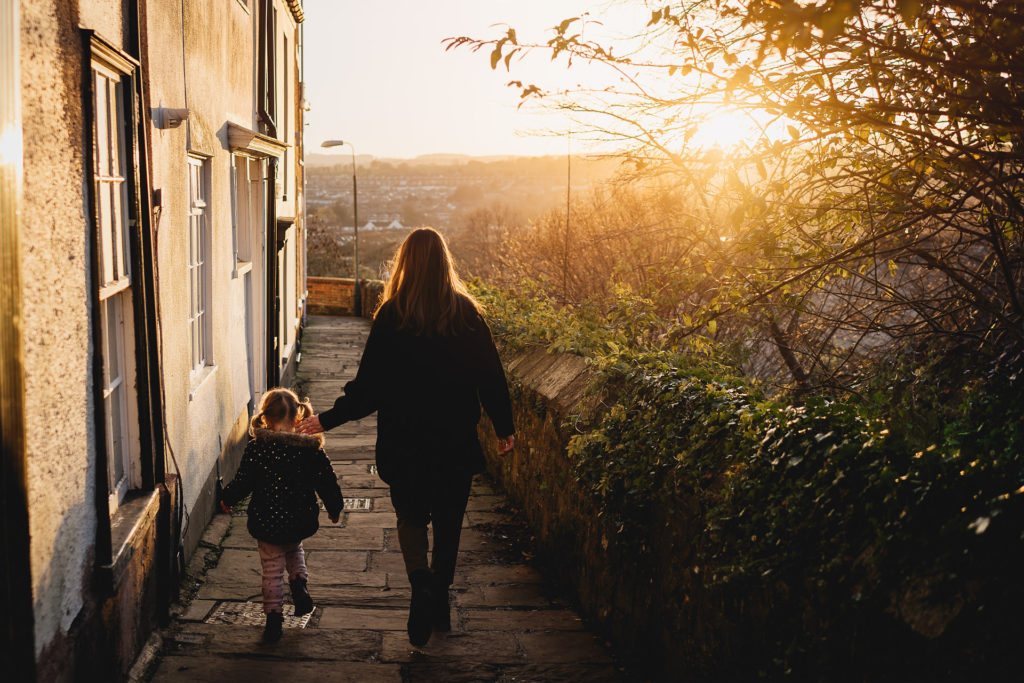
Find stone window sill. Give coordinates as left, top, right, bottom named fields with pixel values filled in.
left=100, top=488, right=160, bottom=587
left=233, top=260, right=253, bottom=279
left=189, top=364, right=217, bottom=401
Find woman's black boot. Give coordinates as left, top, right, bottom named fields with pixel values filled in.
left=407, top=568, right=434, bottom=647
left=263, top=610, right=284, bottom=642
left=431, top=574, right=452, bottom=632
left=290, top=577, right=313, bottom=616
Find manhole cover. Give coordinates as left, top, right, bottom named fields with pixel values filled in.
left=204, top=601, right=313, bottom=628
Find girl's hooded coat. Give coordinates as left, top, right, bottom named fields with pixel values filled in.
left=220, top=428, right=344, bottom=545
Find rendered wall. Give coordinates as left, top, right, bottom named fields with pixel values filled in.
left=145, top=0, right=303, bottom=558
left=19, top=0, right=106, bottom=666
left=145, top=0, right=261, bottom=541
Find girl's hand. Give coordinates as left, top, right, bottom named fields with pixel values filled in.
left=328, top=512, right=340, bottom=524
left=220, top=501, right=232, bottom=514
left=497, top=434, right=515, bottom=455
left=296, top=414, right=324, bottom=435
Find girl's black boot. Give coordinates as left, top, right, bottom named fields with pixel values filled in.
left=290, top=577, right=313, bottom=616
left=407, top=568, right=434, bottom=647
left=263, top=611, right=284, bottom=642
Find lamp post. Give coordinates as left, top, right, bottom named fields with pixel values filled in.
left=321, top=139, right=360, bottom=315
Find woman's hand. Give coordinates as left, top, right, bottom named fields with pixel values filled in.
left=497, top=434, right=515, bottom=455
left=296, top=414, right=324, bottom=435
left=328, top=512, right=340, bottom=524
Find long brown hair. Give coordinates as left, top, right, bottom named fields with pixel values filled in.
left=378, top=227, right=480, bottom=335
left=250, top=387, right=319, bottom=442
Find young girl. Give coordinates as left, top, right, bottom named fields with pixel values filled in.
left=219, top=387, right=344, bottom=642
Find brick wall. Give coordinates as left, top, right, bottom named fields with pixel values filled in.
left=307, top=277, right=384, bottom=318
left=307, top=277, right=356, bottom=316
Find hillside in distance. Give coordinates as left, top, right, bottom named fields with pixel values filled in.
left=306, top=154, right=620, bottom=233
left=306, top=152, right=525, bottom=168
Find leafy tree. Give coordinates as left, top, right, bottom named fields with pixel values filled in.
left=449, top=0, right=1024, bottom=390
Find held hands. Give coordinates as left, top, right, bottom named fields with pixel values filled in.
left=497, top=434, right=515, bottom=455
left=220, top=501, right=232, bottom=514
left=296, top=414, right=324, bottom=435
left=328, top=512, right=340, bottom=524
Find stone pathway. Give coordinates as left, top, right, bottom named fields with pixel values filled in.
left=149, top=316, right=623, bottom=682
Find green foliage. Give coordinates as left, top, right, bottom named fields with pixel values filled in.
left=480, top=282, right=1024, bottom=678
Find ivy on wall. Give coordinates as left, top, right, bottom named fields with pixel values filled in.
left=474, top=281, right=1024, bottom=679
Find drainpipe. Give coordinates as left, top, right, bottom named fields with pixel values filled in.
left=300, top=22, right=307, bottom=324
left=266, top=157, right=280, bottom=387
left=127, top=0, right=177, bottom=619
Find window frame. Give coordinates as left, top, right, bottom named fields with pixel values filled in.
left=89, top=40, right=143, bottom=515
left=230, top=153, right=255, bottom=274
left=257, top=0, right=277, bottom=136
left=187, top=154, right=214, bottom=385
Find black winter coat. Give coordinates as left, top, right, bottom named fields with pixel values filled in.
left=220, top=429, right=344, bottom=545
left=318, top=297, right=515, bottom=486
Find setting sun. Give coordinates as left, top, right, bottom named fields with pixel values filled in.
left=688, top=107, right=764, bottom=150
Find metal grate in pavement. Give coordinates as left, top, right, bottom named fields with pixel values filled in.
left=317, top=497, right=373, bottom=511
left=204, top=601, right=312, bottom=628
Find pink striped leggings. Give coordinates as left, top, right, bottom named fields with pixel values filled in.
left=257, top=540, right=308, bottom=614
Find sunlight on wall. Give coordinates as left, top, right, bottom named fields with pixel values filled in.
left=0, top=124, right=23, bottom=169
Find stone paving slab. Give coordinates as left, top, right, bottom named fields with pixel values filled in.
left=318, top=607, right=410, bottom=631
left=152, top=658, right=402, bottom=682
left=379, top=631, right=522, bottom=664
left=461, top=608, right=586, bottom=632
left=150, top=316, right=624, bottom=682
left=163, top=622, right=381, bottom=661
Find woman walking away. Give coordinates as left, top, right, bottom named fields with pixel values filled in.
left=220, top=388, right=345, bottom=643
left=296, top=227, right=515, bottom=647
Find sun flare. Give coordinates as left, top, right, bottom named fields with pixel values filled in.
left=687, top=107, right=764, bottom=151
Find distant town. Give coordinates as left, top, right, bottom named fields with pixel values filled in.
left=306, top=153, right=618, bottom=278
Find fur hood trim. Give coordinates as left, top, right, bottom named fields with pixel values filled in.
left=252, top=427, right=324, bottom=448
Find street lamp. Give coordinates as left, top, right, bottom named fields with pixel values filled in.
left=321, top=139, right=360, bottom=315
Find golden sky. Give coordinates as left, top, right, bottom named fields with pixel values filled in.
left=304, top=0, right=645, bottom=159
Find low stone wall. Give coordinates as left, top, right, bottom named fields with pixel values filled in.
left=479, top=347, right=705, bottom=679
left=307, top=277, right=383, bottom=318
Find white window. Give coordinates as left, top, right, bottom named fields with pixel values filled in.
left=92, top=57, right=139, bottom=513
left=101, top=291, right=137, bottom=509
left=188, top=156, right=212, bottom=376
left=231, top=154, right=257, bottom=267
left=93, top=61, right=131, bottom=295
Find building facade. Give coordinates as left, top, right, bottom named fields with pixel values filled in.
left=0, top=0, right=308, bottom=679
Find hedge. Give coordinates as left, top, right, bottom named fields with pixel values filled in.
left=474, top=282, right=1024, bottom=680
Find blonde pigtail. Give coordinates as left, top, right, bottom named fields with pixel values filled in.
left=249, top=409, right=266, bottom=436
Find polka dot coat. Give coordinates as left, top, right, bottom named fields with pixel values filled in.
left=220, top=428, right=344, bottom=545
